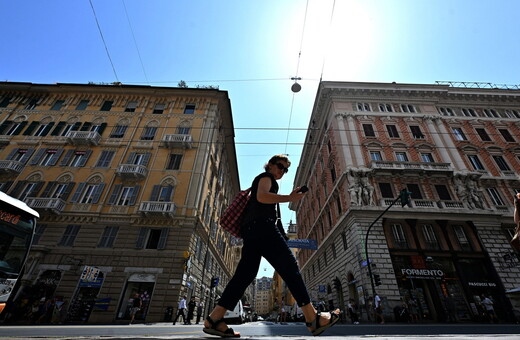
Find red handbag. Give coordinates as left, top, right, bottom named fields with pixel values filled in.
left=219, top=188, right=251, bottom=238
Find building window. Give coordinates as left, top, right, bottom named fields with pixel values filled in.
left=39, top=149, right=62, bottom=166
left=58, top=225, right=81, bottom=246
left=24, top=99, right=39, bottom=110
left=117, top=187, right=136, bottom=206
left=98, top=226, right=119, bottom=248
left=75, top=100, right=89, bottom=110
left=153, top=103, right=165, bottom=114
left=498, top=129, right=515, bottom=143
left=184, top=104, right=195, bottom=114
left=391, top=224, right=408, bottom=248
left=356, top=103, right=371, bottom=111
left=78, top=184, right=103, bottom=204
left=504, top=109, right=520, bottom=118
left=109, top=124, right=128, bottom=138
left=378, top=183, right=394, bottom=198
left=483, top=109, right=499, bottom=118
left=462, top=108, right=477, bottom=117
left=492, top=155, right=511, bottom=171
left=125, top=101, right=137, bottom=112
left=475, top=128, right=491, bottom=141
left=341, top=231, right=347, bottom=250
left=420, top=153, right=434, bottom=163
left=362, top=124, right=375, bottom=137
left=331, top=242, right=337, bottom=259
left=452, top=127, right=467, bottom=141
left=0, top=96, right=11, bottom=108
left=1, top=121, right=26, bottom=136
left=379, top=103, right=393, bottom=112
left=50, top=100, right=65, bottom=111
left=51, top=183, right=69, bottom=199
left=410, top=125, right=425, bottom=139
left=486, top=188, right=505, bottom=206
left=60, top=150, right=91, bottom=167
left=435, top=185, right=452, bottom=200
left=19, top=182, right=40, bottom=201
left=422, top=224, right=439, bottom=249
left=100, top=100, right=113, bottom=111
left=95, top=150, right=115, bottom=168
left=386, top=125, right=400, bottom=138
left=453, top=225, right=471, bottom=251
left=468, top=154, right=485, bottom=171
left=141, top=126, right=157, bottom=140
left=166, top=154, right=183, bottom=170
left=438, top=107, right=454, bottom=116
left=406, top=183, right=422, bottom=199
left=135, top=227, right=169, bottom=249
left=32, top=224, right=47, bottom=245
left=400, top=104, right=416, bottom=113
left=396, top=152, right=409, bottom=162
left=177, top=126, right=191, bottom=134
left=370, top=151, right=382, bottom=161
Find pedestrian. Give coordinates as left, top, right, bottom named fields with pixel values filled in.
left=511, top=193, right=520, bottom=251
left=480, top=294, right=498, bottom=323
left=374, top=294, right=384, bottom=324
left=129, top=293, right=142, bottom=325
left=173, top=295, right=187, bottom=325
left=348, top=299, right=359, bottom=324
left=196, top=300, right=204, bottom=324
left=280, top=297, right=287, bottom=323
left=407, top=297, right=419, bottom=323
left=202, top=155, right=340, bottom=337
left=186, top=296, right=196, bottom=325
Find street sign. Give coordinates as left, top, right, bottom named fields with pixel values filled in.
left=286, top=239, right=317, bottom=250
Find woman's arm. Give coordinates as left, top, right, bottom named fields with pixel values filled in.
left=256, top=177, right=304, bottom=204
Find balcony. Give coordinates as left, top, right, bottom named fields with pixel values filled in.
left=162, top=134, right=193, bottom=149
left=139, top=201, right=177, bottom=217
left=66, top=131, right=101, bottom=145
left=26, top=198, right=66, bottom=214
left=116, top=164, right=148, bottom=180
left=371, top=160, right=453, bottom=175
left=381, top=199, right=467, bottom=210
left=0, top=160, right=24, bottom=175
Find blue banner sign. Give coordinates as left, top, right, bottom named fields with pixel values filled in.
left=287, top=239, right=318, bottom=250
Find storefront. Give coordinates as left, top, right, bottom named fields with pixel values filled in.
left=116, top=273, right=156, bottom=322
left=392, top=255, right=471, bottom=322
left=67, top=266, right=104, bottom=323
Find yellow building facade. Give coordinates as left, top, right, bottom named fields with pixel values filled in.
left=0, top=82, right=242, bottom=324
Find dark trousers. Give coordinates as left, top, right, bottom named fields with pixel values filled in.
left=218, top=218, right=311, bottom=311
left=172, top=308, right=185, bottom=324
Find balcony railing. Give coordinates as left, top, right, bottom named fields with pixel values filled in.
left=139, top=201, right=176, bottom=217
left=25, top=198, right=66, bottom=214
left=162, top=134, right=193, bottom=149
left=66, top=131, right=101, bottom=145
left=371, top=160, right=453, bottom=174
left=116, top=164, right=148, bottom=180
left=0, top=160, right=24, bottom=175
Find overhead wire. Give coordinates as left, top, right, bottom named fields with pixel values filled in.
left=121, top=0, right=150, bottom=85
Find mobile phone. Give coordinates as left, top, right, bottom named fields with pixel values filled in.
left=297, top=185, right=309, bottom=193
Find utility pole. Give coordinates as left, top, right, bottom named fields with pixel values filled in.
left=364, top=189, right=412, bottom=300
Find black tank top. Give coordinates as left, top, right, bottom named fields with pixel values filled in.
left=243, top=172, right=278, bottom=223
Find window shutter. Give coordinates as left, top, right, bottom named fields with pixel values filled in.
left=9, top=181, right=26, bottom=197
left=108, top=184, right=122, bottom=205
left=71, top=122, right=82, bottom=131
left=62, top=182, right=75, bottom=200
left=129, top=185, right=140, bottom=205
left=126, top=152, right=136, bottom=164
left=2, top=181, right=13, bottom=192
left=19, top=148, right=34, bottom=165
left=6, top=148, right=18, bottom=160
left=60, top=149, right=74, bottom=166
left=165, top=185, right=174, bottom=201
left=0, top=120, right=12, bottom=134
left=77, top=150, right=92, bottom=167
left=31, top=181, right=45, bottom=197
left=23, top=121, right=39, bottom=136
left=157, top=228, right=169, bottom=249
left=80, top=122, right=92, bottom=131
left=98, top=123, right=107, bottom=135
left=30, top=149, right=46, bottom=165
left=150, top=185, right=161, bottom=201
left=70, top=182, right=86, bottom=203
left=135, top=228, right=148, bottom=249
left=92, top=183, right=105, bottom=204
left=49, top=148, right=64, bottom=166
left=41, top=182, right=56, bottom=198
left=142, top=152, right=151, bottom=166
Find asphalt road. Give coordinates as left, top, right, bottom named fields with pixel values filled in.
left=0, top=321, right=519, bottom=339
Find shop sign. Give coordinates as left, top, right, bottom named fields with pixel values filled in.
left=401, top=268, right=444, bottom=279
left=79, top=277, right=104, bottom=288
left=80, top=266, right=101, bottom=282
left=468, top=282, right=497, bottom=288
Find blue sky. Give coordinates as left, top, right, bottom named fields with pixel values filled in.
left=1, top=0, right=519, bottom=277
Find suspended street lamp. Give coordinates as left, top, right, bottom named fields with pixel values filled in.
left=291, top=77, right=302, bottom=93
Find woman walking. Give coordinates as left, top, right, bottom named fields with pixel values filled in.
left=203, top=155, right=340, bottom=337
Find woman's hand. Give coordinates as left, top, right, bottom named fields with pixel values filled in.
left=288, top=187, right=307, bottom=202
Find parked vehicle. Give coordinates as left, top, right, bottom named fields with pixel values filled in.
left=223, top=300, right=245, bottom=324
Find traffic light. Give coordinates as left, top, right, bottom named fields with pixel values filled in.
left=374, top=274, right=382, bottom=286
left=210, top=277, right=219, bottom=288
left=400, top=189, right=413, bottom=207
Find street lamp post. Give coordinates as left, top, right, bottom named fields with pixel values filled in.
left=364, top=189, right=412, bottom=300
